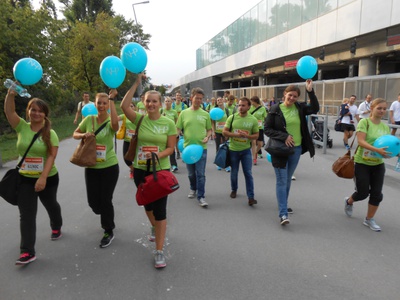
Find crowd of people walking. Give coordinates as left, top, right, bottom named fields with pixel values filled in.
left=3, top=76, right=399, bottom=269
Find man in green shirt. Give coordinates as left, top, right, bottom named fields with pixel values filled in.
left=223, top=97, right=259, bottom=206
left=176, top=88, right=212, bottom=208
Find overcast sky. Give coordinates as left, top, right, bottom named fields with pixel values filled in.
left=33, top=0, right=261, bottom=86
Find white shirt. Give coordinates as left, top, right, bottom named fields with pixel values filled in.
left=358, top=101, right=371, bottom=119
left=341, top=104, right=358, bottom=124
left=389, top=101, right=400, bottom=121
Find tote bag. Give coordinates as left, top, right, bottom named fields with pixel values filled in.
left=214, top=142, right=230, bottom=168
left=70, top=117, right=109, bottom=167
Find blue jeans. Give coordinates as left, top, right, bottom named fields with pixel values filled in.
left=230, top=148, right=254, bottom=199
left=273, top=146, right=302, bottom=217
left=186, top=149, right=207, bottom=199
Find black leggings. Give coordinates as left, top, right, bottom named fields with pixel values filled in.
left=133, top=168, right=168, bottom=221
left=352, top=162, right=385, bottom=206
left=85, top=164, right=119, bottom=232
left=18, top=173, right=62, bottom=255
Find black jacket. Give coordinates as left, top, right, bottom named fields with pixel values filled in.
left=264, top=89, right=319, bottom=168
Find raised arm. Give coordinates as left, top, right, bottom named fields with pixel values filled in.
left=121, top=74, right=143, bottom=123
left=4, top=88, right=21, bottom=128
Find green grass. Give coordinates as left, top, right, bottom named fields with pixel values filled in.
left=0, top=102, right=124, bottom=164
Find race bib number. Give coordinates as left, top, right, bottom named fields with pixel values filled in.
left=137, top=146, right=159, bottom=165
left=96, top=145, right=106, bottom=162
left=126, top=129, right=135, bottom=139
left=216, top=122, right=225, bottom=131
left=20, top=157, right=44, bottom=175
left=362, top=148, right=380, bottom=162
left=233, top=129, right=249, bottom=143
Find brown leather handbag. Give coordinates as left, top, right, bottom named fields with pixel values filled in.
left=124, top=115, right=144, bottom=162
left=332, top=137, right=356, bottom=179
left=70, top=117, right=109, bottom=167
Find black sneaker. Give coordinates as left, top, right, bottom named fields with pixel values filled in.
left=51, top=229, right=62, bottom=240
left=288, top=208, right=294, bottom=214
left=15, top=253, right=36, bottom=265
left=99, top=232, right=114, bottom=248
left=280, top=215, right=290, bottom=225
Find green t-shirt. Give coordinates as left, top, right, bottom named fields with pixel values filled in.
left=162, top=108, right=178, bottom=123
left=133, top=114, right=177, bottom=170
left=354, top=118, right=390, bottom=166
left=225, top=104, right=236, bottom=116
left=137, top=101, right=146, bottom=115
left=118, top=114, right=137, bottom=142
left=79, top=116, right=118, bottom=169
left=213, top=110, right=228, bottom=134
left=15, top=118, right=59, bottom=178
left=173, top=102, right=188, bottom=115
left=280, top=103, right=301, bottom=146
left=176, top=108, right=212, bottom=149
left=249, top=105, right=267, bottom=129
left=225, top=113, right=259, bottom=151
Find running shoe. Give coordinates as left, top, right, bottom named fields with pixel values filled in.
left=154, top=250, right=166, bottom=268
left=363, top=218, right=381, bottom=232
left=51, top=229, right=62, bottom=240
left=15, top=253, right=36, bottom=265
left=99, top=232, right=114, bottom=248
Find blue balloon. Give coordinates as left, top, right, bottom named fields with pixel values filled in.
left=296, top=55, right=318, bottom=80
left=120, top=42, right=148, bottom=74
left=266, top=153, right=272, bottom=163
left=373, top=135, right=400, bottom=158
left=178, top=138, right=185, bottom=152
left=82, top=103, right=98, bottom=117
left=13, top=58, right=43, bottom=86
left=210, top=107, right=224, bottom=121
left=182, top=144, right=203, bottom=164
left=99, top=56, right=126, bottom=88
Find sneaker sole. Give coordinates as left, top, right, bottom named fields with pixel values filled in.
left=51, top=233, right=62, bottom=240
left=148, top=236, right=155, bottom=242
left=155, top=263, right=166, bottom=268
left=280, top=219, right=290, bottom=225
left=15, top=256, right=36, bottom=265
left=363, top=221, right=381, bottom=232
left=99, top=235, right=115, bottom=248
left=199, top=203, right=208, bottom=208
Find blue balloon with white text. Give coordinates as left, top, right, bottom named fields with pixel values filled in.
left=120, top=42, right=148, bottom=74
left=99, top=56, right=126, bottom=88
left=13, top=58, right=43, bottom=86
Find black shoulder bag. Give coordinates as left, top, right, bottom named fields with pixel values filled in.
left=0, top=130, right=42, bottom=206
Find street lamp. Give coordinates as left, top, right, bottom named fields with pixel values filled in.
left=132, top=1, right=150, bottom=27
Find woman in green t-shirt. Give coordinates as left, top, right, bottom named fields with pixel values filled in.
left=4, top=89, right=63, bottom=265
left=73, top=90, right=119, bottom=249
left=121, top=75, right=177, bottom=269
left=344, top=98, right=391, bottom=231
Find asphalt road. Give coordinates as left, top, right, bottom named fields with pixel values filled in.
left=1, top=119, right=399, bottom=300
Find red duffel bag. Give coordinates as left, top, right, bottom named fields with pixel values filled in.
left=136, top=152, right=180, bottom=206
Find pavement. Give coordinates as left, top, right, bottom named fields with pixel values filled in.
left=0, top=117, right=399, bottom=300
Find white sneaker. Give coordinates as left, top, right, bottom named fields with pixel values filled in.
left=188, top=190, right=196, bottom=198
left=198, top=198, right=208, bottom=208
left=363, top=218, right=381, bottom=232
left=291, top=176, right=296, bottom=181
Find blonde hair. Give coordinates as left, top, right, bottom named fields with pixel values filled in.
left=145, top=90, right=162, bottom=104
left=370, top=98, right=386, bottom=110
left=342, top=98, right=349, bottom=104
